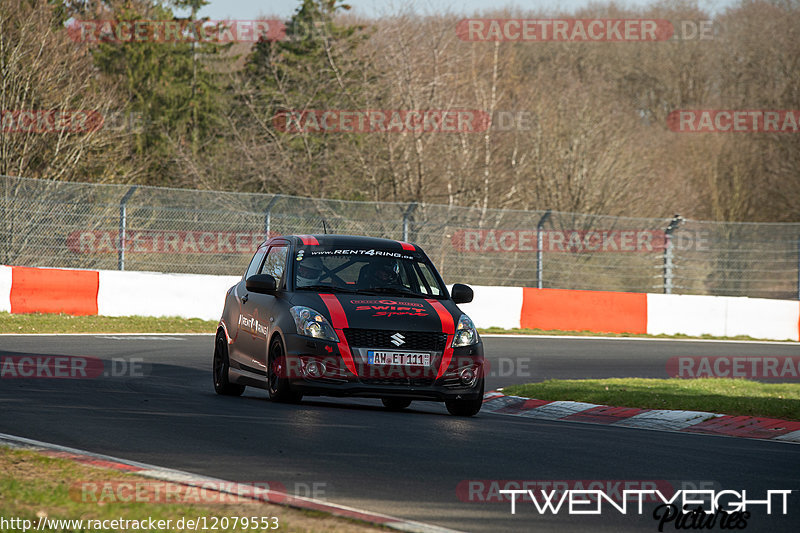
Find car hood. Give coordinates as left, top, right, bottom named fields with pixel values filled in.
left=289, top=292, right=461, bottom=333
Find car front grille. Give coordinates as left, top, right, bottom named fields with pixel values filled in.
left=344, top=329, right=447, bottom=351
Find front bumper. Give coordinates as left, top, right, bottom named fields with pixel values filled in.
left=282, top=332, right=485, bottom=401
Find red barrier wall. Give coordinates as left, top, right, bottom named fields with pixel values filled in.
left=521, top=288, right=647, bottom=334
left=10, top=266, right=99, bottom=315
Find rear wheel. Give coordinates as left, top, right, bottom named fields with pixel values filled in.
left=381, top=398, right=412, bottom=411
left=213, top=333, right=245, bottom=396
left=444, top=379, right=483, bottom=417
left=267, top=337, right=303, bottom=403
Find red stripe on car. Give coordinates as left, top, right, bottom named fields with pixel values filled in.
left=298, top=235, right=319, bottom=245
left=319, top=294, right=358, bottom=376
left=426, top=299, right=455, bottom=379
left=397, top=241, right=415, bottom=251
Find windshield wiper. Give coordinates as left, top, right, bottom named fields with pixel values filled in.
left=296, top=284, right=360, bottom=293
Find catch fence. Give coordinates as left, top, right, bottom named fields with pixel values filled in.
left=1, top=175, right=798, bottom=299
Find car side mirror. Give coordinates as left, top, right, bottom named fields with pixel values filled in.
left=451, top=283, right=473, bottom=304
left=246, top=274, right=277, bottom=294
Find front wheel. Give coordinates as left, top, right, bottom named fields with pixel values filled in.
left=444, top=380, right=483, bottom=417
left=267, top=337, right=303, bottom=403
left=213, top=333, right=245, bottom=396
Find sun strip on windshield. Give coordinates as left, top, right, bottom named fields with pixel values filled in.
left=297, top=235, right=319, bottom=245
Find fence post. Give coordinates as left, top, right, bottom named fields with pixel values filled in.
left=1, top=176, right=7, bottom=265
left=402, top=202, right=417, bottom=242
left=797, top=236, right=800, bottom=300
left=536, top=210, right=551, bottom=289
left=663, top=215, right=682, bottom=294
left=264, top=195, right=280, bottom=237
left=117, top=186, right=138, bottom=271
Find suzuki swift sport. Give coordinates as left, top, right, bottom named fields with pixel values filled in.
left=212, top=234, right=484, bottom=416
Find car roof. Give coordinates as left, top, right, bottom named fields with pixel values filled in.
left=267, top=234, right=418, bottom=251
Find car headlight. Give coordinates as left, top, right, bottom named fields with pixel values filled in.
left=452, top=314, right=479, bottom=347
left=290, top=306, right=340, bottom=342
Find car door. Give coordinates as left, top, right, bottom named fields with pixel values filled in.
left=228, top=244, right=268, bottom=370
left=236, top=243, right=289, bottom=375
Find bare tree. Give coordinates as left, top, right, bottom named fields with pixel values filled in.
left=0, top=0, right=135, bottom=182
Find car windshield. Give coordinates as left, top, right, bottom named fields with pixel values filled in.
left=294, top=247, right=447, bottom=298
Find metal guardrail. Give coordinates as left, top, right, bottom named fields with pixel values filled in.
left=1, top=175, right=798, bottom=299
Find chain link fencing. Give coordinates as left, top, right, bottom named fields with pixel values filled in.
left=1, top=175, right=798, bottom=300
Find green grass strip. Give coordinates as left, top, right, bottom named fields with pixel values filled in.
left=480, top=327, right=795, bottom=342
left=502, top=378, right=800, bottom=421
left=0, top=312, right=217, bottom=334
left=0, top=448, right=382, bottom=533
left=1, top=313, right=796, bottom=342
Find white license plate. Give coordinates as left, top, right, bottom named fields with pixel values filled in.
left=367, top=351, right=430, bottom=367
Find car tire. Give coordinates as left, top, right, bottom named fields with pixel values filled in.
left=213, top=332, right=246, bottom=396
left=444, top=379, right=483, bottom=417
left=268, top=337, right=303, bottom=403
left=381, top=398, right=412, bottom=410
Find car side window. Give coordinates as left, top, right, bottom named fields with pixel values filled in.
left=416, top=263, right=442, bottom=296
left=245, top=247, right=267, bottom=280
left=260, top=245, right=288, bottom=287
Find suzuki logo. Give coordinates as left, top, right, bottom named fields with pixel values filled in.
left=390, top=333, right=405, bottom=346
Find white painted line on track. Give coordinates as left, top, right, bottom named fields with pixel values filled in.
left=0, top=332, right=213, bottom=337
left=480, top=334, right=799, bottom=345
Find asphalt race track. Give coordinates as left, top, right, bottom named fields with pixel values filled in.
left=1, top=334, right=799, bottom=532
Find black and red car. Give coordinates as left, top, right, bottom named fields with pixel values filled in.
left=212, top=234, right=485, bottom=416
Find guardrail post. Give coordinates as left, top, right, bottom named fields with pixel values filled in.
left=118, top=186, right=138, bottom=271
left=663, top=215, right=682, bottom=294
left=402, top=202, right=418, bottom=242
left=264, top=195, right=281, bottom=238
left=536, top=210, right=551, bottom=289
